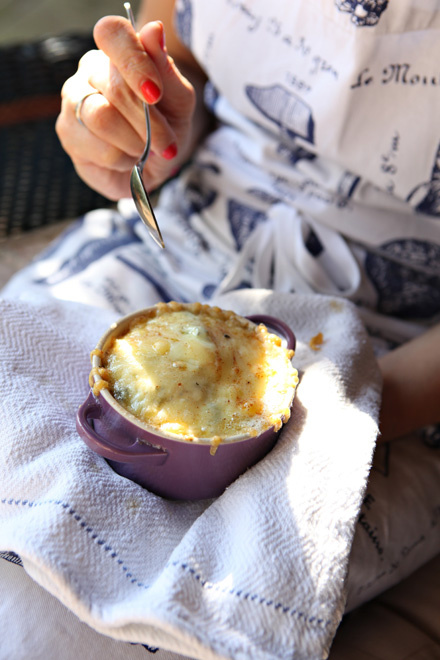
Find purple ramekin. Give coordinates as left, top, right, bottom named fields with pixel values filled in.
left=76, top=310, right=296, bottom=500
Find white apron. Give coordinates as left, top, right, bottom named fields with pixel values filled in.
left=4, top=0, right=440, bottom=347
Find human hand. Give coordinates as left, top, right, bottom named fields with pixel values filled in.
left=56, top=16, right=196, bottom=200
left=378, top=323, right=440, bottom=443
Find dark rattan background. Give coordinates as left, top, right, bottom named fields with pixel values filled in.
left=0, top=34, right=114, bottom=238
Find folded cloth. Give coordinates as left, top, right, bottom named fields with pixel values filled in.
left=0, top=290, right=381, bottom=660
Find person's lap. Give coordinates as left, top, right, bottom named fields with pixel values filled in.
left=1, top=210, right=439, bottom=659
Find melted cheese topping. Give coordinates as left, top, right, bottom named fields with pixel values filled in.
left=98, top=302, right=298, bottom=442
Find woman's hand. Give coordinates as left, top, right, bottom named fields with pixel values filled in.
left=378, top=323, right=440, bottom=442
left=56, top=16, right=196, bottom=200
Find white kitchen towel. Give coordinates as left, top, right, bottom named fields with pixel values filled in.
left=0, top=290, right=381, bottom=660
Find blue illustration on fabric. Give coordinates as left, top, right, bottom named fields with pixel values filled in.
left=202, top=283, right=217, bottom=299
left=33, top=233, right=141, bottom=286
left=32, top=213, right=140, bottom=265
left=227, top=199, right=267, bottom=250
left=130, top=642, right=159, bottom=654
left=115, top=255, right=178, bottom=303
left=33, top=216, right=87, bottom=261
left=407, top=142, right=440, bottom=216
left=183, top=169, right=218, bottom=217
left=335, top=1, right=389, bottom=27
left=305, top=228, right=324, bottom=257
left=204, top=81, right=220, bottom=113
left=337, top=171, right=360, bottom=200
left=277, top=143, right=316, bottom=166
left=163, top=165, right=218, bottom=255
left=174, top=0, right=193, bottom=48
left=0, top=551, right=23, bottom=566
left=248, top=189, right=280, bottom=205
left=246, top=84, right=315, bottom=144
left=365, top=239, right=440, bottom=319
left=234, top=280, right=253, bottom=291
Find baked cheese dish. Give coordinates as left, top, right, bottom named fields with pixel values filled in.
left=91, top=302, right=298, bottom=443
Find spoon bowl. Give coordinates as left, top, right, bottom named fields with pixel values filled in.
left=130, top=164, right=164, bottom=248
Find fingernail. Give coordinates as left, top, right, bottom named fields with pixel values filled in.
left=141, top=80, right=161, bottom=103
left=157, top=21, right=166, bottom=50
left=161, top=143, right=178, bottom=160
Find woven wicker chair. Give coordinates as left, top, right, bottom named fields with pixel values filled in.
left=0, top=33, right=114, bottom=238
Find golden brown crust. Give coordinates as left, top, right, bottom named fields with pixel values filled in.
left=309, top=332, right=324, bottom=351
left=92, top=380, right=110, bottom=397
left=90, top=348, right=104, bottom=364
left=89, top=302, right=298, bottom=441
left=209, top=436, right=223, bottom=456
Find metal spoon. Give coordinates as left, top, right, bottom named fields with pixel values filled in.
left=124, top=2, right=165, bottom=249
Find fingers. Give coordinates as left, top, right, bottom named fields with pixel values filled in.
left=94, top=16, right=194, bottom=159
left=76, top=49, right=142, bottom=143
left=57, top=69, right=142, bottom=170
left=56, top=15, right=197, bottom=200
left=85, top=50, right=177, bottom=160
left=93, top=16, right=163, bottom=107
left=73, top=160, right=132, bottom=201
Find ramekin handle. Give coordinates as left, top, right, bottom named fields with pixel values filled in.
left=76, top=391, right=167, bottom=464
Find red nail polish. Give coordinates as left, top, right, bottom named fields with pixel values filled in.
left=141, top=80, right=161, bottom=103
left=161, top=143, right=178, bottom=160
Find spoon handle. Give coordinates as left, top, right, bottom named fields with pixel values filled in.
left=124, top=2, right=152, bottom=167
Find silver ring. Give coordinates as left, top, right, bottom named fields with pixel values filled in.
left=75, top=90, right=102, bottom=127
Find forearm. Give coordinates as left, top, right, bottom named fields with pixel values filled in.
left=378, top=323, right=440, bottom=442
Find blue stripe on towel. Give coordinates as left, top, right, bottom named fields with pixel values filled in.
left=0, top=551, right=23, bottom=566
